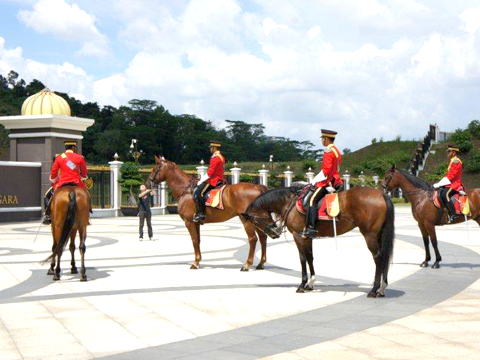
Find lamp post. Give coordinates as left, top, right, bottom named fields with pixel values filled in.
left=269, top=154, right=274, bottom=170
left=129, top=139, right=143, bottom=163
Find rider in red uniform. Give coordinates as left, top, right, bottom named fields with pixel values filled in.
left=42, top=140, right=88, bottom=224
left=303, top=129, right=343, bottom=238
left=433, top=144, right=465, bottom=223
left=193, top=140, right=226, bottom=223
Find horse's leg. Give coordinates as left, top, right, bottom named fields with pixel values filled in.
left=419, top=224, right=431, bottom=268
left=47, top=242, right=55, bottom=275
left=53, top=254, right=62, bottom=281
left=256, top=230, right=267, bottom=270
left=185, top=220, right=201, bottom=269
left=79, top=226, right=87, bottom=281
left=70, top=229, right=78, bottom=274
left=293, top=233, right=309, bottom=293
left=426, top=223, right=442, bottom=269
left=364, top=233, right=381, bottom=298
left=303, top=237, right=316, bottom=291
left=240, top=220, right=258, bottom=271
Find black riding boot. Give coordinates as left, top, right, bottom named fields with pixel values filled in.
left=193, top=201, right=206, bottom=223
left=446, top=198, right=459, bottom=223
left=303, top=205, right=318, bottom=238
left=42, top=190, right=53, bottom=225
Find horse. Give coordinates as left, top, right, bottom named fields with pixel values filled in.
left=382, top=164, right=480, bottom=268
left=242, top=185, right=395, bottom=297
left=43, top=185, right=90, bottom=281
left=146, top=155, right=269, bottom=271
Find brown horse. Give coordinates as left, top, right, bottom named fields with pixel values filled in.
left=243, top=185, right=395, bottom=297
left=382, top=165, right=480, bottom=268
left=146, top=155, right=269, bottom=271
left=43, top=186, right=90, bottom=281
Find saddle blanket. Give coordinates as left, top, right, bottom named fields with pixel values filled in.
left=433, top=190, right=470, bottom=215
left=205, top=185, right=227, bottom=210
left=296, top=186, right=340, bottom=220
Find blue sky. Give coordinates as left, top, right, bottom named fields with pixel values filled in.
left=1, top=0, right=480, bottom=152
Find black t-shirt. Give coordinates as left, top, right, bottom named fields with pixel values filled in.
left=138, top=193, right=151, bottom=214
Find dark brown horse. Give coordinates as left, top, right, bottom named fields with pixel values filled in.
left=382, top=165, right=480, bottom=268
left=146, top=155, right=268, bottom=271
left=43, top=186, right=90, bottom=281
left=243, top=185, right=395, bottom=297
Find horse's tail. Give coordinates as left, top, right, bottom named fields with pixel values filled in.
left=379, top=194, right=395, bottom=284
left=43, top=191, right=76, bottom=264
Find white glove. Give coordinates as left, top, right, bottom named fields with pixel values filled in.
left=312, top=170, right=327, bottom=184
left=433, top=177, right=451, bottom=188
left=459, top=190, right=466, bottom=196
left=198, top=173, right=210, bottom=185
left=326, top=186, right=335, bottom=193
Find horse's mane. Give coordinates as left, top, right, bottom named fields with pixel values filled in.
left=398, top=169, right=432, bottom=190
left=247, top=184, right=303, bottom=213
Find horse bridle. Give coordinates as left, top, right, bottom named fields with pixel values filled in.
left=148, top=162, right=163, bottom=189
left=382, top=170, right=394, bottom=191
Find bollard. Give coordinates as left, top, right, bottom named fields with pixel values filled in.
left=109, top=154, right=123, bottom=217
left=230, top=161, right=241, bottom=184
left=259, top=164, right=269, bottom=186
left=196, top=159, right=207, bottom=179
left=306, top=167, right=315, bottom=184
left=343, top=171, right=350, bottom=190
left=284, top=166, right=293, bottom=187
left=372, top=175, right=379, bottom=186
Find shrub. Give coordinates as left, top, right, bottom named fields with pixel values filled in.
left=371, top=138, right=377, bottom=145
left=240, top=174, right=255, bottom=183
left=119, top=162, right=144, bottom=206
left=468, top=120, right=480, bottom=139
left=302, top=159, right=317, bottom=171
left=424, top=163, right=448, bottom=183
left=466, top=149, right=480, bottom=173
left=450, top=129, right=472, bottom=153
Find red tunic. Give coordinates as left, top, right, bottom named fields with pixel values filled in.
left=316, top=144, right=343, bottom=188
left=207, top=151, right=226, bottom=186
left=445, top=157, right=464, bottom=191
left=50, top=150, right=87, bottom=189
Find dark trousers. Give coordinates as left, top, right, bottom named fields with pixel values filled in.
left=193, top=182, right=211, bottom=215
left=439, top=187, right=458, bottom=216
left=306, top=186, right=328, bottom=229
left=139, top=211, right=153, bottom=238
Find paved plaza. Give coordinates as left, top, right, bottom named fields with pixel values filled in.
left=0, top=206, right=479, bottom=359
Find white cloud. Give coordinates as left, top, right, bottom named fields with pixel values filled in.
left=17, top=0, right=109, bottom=57
left=0, top=37, right=93, bottom=98
left=4, top=0, right=480, bottom=152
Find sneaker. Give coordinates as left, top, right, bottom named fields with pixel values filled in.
left=139, top=237, right=143, bottom=241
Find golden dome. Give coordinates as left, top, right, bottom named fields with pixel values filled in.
left=21, top=88, right=71, bottom=116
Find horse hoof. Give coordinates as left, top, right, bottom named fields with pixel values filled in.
left=304, top=285, right=314, bottom=291
left=80, top=277, right=87, bottom=282
left=47, top=269, right=54, bottom=275
left=420, top=261, right=429, bottom=268
left=367, top=291, right=377, bottom=298
left=376, top=291, right=385, bottom=297
left=296, top=287, right=306, bottom=293
left=432, top=262, right=440, bottom=269
left=190, top=264, right=199, bottom=270
left=256, top=264, right=265, bottom=270
left=53, top=275, right=60, bottom=281
left=71, top=268, right=78, bottom=274
left=240, top=266, right=249, bottom=272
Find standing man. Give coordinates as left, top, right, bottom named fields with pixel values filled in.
left=43, top=141, right=89, bottom=225
left=303, top=129, right=343, bottom=238
left=138, top=184, right=154, bottom=241
left=433, top=144, right=465, bottom=223
left=193, top=140, right=226, bottom=223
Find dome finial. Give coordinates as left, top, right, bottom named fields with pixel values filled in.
left=21, top=88, right=71, bottom=116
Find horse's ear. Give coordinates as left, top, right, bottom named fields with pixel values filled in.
left=391, top=164, right=396, bottom=171
left=154, top=155, right=160, bottom=164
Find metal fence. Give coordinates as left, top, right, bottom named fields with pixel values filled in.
left=87, top=166, right=112, bottom=209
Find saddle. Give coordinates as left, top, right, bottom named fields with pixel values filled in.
left=432, top=190, right=470, bottom=216
left=296, top=185, right=340, bottom=221
left=204, top=184, right=227, bottom=210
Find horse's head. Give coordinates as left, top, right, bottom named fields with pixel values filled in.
left=147, top=155, right=168, bottom=188
left=381, top=164, right=399, bottom=192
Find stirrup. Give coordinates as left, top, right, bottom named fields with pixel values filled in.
left=193, top=213, right=206, bottom=223
left=447, top=214, right=460, bottom=224
left=301, top=227, right=317, bottom=238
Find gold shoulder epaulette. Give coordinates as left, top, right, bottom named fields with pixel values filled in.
left=61, top=153, right=67, bottom=159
